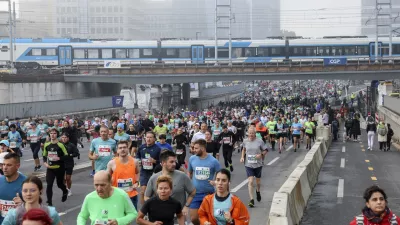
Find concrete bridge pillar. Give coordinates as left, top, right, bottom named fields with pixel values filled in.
left=182, top=83, right=191, bottom=108
left=162, top=84, right=173, bottom=112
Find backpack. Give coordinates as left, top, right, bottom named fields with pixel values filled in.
left=16, top=204, right=50, bottom=225
left=378, top=126, right=387, bottom=136
left=356, top=214, right=398, bottom=225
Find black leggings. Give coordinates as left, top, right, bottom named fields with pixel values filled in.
left=379, top=142, right=387, bottom=150
left=46, top=167, right=67, bottom=204
left=30, top=143, right=41, bottom=159
left=222, top=147, right=233, bottom=168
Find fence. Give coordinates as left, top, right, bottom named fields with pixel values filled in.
left=0, top=96, right=116, bottom=119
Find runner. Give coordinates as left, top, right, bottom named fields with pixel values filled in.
left=156, top=134, right=173, bottom=152
left=1, top=121, right=9, bottom=140
left=291, top=117, right=302, bottom=152
left=136, top=131, right=162, bottom=206
left=304, top=117, right=315, bottom=150
left=188, top=139, right=221, bottom=225
left=275, top=119, right=284, bottom=154
left=240, top=127, right=268, bottom=208
left=107, top=140, right=139, bottom=210
left=205, top=130, right=220, bottom=159
left=0, top=153, right=25, bottom=223
left=60, top=133, right=80, bottom=197
left=77, top=170, right=137, bottom=225
left=191, top=123, right=207, bottom=143
left=7, top=124, right=22, bottom=157
left=126, top=124, right=139, bottom=156
left=27, top=122, right=42, bottom=171
left=172, top=128, right=188, bottom=166
left=43, top=128, right=69, bottom=206
left=217, top=125, right=236, bottom=172
left=266, top=117, right=277, bottom=150
left=114, top=123, right=130, bottom=143
left=88, top=125, right=117, bottom=173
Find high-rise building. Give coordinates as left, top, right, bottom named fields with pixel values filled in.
left=361, top=0, right=400, bottom=37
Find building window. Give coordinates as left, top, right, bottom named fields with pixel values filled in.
left=108, top=17, right=112, bottom=23
left=61, top=7, right=65, bottom=13
left=61, top=17, right=66, bottom=23
left=67, top=7, right=71, bottom=13
left=96, top=17, right=101, bottom=23
left=114, top=27, right=119, bottom=33
left=102, top=17, right=106, bottom=23
left=114, top=17, right=118, bottom=23
left=96, top=7, right=100, bottom=13
left=91, top=28, right=95, bottom=34
left=90, top=17, right=95, bottom=23
left=67, top=17, right=72, bottom=23
left=96, top=27, right=101, bottom=33
left=73, top=17, right=77, bottom=23
left=62, top=28, right=66, bottom=34
left=72, top=7, right=77, bottom=13
left=57, top=28, right=60, bottom=34
left=114, top=6, right=118, bottom=12
left=67, top=28, right=72, bottom=34
left=108, top=27, right=112, bottom=33
left=102, top=27, right=107, bottom=34
left=120, top=17, right=123, bottom=23
left=90, top=7, right=95, bottom=13
left=120, top=6, right=123, bottom=12
left=73, top=28, right=78, bottom=34
left=102, top=6, right=106, bottom=13
left=108, top=6, right=112, bottom=13
left=101, top=49, right=112, bottom=58
left=120, top=27, right=123, bottom=33
left=57, top=18, right=60, bottom=24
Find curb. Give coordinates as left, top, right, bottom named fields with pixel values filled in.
left=30, top=161, right=92, bottom=180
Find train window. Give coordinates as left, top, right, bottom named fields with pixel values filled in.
left=357, top=46, right=368, bottom=55
left=257, top=48, right=269, bottom=57
left=88, top=49, right=99, bottom=58
left=305, top=47, right=316, bottom=56
left=101, top=49, right=112, bottom=58
left=74, top=49, right=85, bottom=58
left=270, top=47, right=284, bottom=57
left=115, top=49, right=127, bottom=58
left=245, top=48, right=256, bottom=57
left=218, top=48, right=229, bottom=58
left=166, top=49, right=177, bottom=56
left=393, top=44, right=400, bottom=54
left=32, top=49, right=42, bottom=56
left=143, top=49, right=153, bottom=56
left=343, top=46, right=356, bottom=55
left=179, top=49, right=190, bottom=58
left=46, top=49, right=56, bottom=56
left=1, top=46, right=7, bottom=52
left=232, top=48, right=243, bottom=58
left=128, top=49, right=139, bottom=58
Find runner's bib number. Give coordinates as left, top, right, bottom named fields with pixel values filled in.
left=94, top=220, right=107, bottom=225
left=47, top=151, right=58, bottom=161
left=117, top=178, right=134, bottom=192
left=195, top=167, right=210, bottom=180
left=10, top=142, right=16, bottom=148
left=213, top=130, right=221, bottom=136
left=130, top=135, right=137, bottom=141
left=142, top=159, right=153, bottom=170
left=176, top=149, right=184, bottom=155
left=40, top=128, right=45, bottom=135
left=247, top=155, right=258, bottom=164
left=0, top=199, right=16, bottom=217
left=223, top=137, right=230, bottom=144
left=30, top=135, right=38, bottom=143
left=98, top=145, right=111, bottom=157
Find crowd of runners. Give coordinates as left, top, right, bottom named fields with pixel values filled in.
left=0, top=80, right=358, bottom=225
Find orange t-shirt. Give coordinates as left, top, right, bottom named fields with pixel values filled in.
left=111, top=156, right=138, bottom=198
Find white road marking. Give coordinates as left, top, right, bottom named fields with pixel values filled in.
left=231, top=179, right=249, bottom=193
left=337, top=179, right=344, bottom=198
left=267, top=157, right=280, bottom=166
left=340, top=158, right=345, bottom=168
left=285, top=145, right=294, bottom=152
left=342, top=146, right=345, bottom=153
left=58, top=204, right=82, bottom=216
left=24, top=159, right=35, bottom=162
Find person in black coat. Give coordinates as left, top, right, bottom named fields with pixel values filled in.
left=351, top=115, right=361, bottom=142
left=61, top=120, right=78, bottom=147
left=60, top=132, right=80, bottom=196
left=387, top=123, right=394, bottom=151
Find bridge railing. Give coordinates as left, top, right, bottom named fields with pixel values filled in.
left=73, top=56, right=400, bottom=70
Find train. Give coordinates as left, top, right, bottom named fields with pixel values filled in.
left=0, top=37, right=399, bottom=68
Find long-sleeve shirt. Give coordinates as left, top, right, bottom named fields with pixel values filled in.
left=77, top=188, right=137, bottom=225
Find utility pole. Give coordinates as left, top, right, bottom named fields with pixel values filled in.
left=375, top=0, right=393, bottom=63
left=215, top=0, right=232, bottom=65
left=7, top=0, right=13, bottom=68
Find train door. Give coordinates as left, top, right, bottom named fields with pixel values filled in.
left=191, top=45, right=204, bottom=63
left=369, top=42, right=382, bottom=61
left=58, top=46, right=73, bottom=66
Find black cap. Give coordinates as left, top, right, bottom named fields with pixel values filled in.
left=159, top=134, right=166, bottom=140
left=222, top=125, right=228, bottom=129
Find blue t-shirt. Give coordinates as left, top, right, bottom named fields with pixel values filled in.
left=136, top=144, right=162, bottom=172
left=214, top=194, right=232, bottom=225
left=0, top=173, right=26, bottom=223
left=37, top=124, right=49, bottom=139
left=7, top=131, right=22, bottom=148
left=156, top=142, right=173, bottom=151
left=0, top=126, right=9, bottom=134
left=292, top=123, right=302, bottom=135
left=2, top=206, right=60, bottom=225
left=188, top=154, right=221, bottom=194
left=90, top=138, right=117, bottom=172
left=27, top=129, right=41, bottom=144
left=114, top=132, right=130, bottom=142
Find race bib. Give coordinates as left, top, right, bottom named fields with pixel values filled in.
left=129, top=135, right=137, bottom=141
left=98, top=145, right=111, bottom=157
left=10, top=142, right=16, bottom=148
left=30, top=135, right=38, bottom=143
left=247, top=155, right=258, bottom=164
left=117, top=178, right=134, bottom=192
left=94, top=220, right=108, bottom=225
left=84, top=122, right=90, bottom=129
left=195, top=167, right=210, bottom=180
left=223, top=137, right=230, bottom=144
left=48, top=151, right=58, bottom=161
left=142, top=158, right=153, bottom=170
left=213, top=130, right=221, bottom=136
left=176, top=149, right=184, bottom=155
left=40, top=128, right=45, bottom=135
left=0, top=199, right=16, bottom=217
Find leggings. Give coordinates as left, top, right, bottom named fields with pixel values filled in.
left=222, top=147, right=233, bottom=168
left=46, top=167, right=68, bottom=204
left=30, top=143, right=41, bottom=159
left=379, top=142, right=387, bottom=150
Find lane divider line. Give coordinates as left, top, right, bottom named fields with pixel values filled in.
left=337, top=179, right=344, bottom=198
left=231, top=179, right=249, bottom=193
left=340, top=158, right=345, bottom=168
left=368, top=167, right=374, bottom=171
left=371, top=177, right=377, bottom=181
left=285, top=145, right=294, bottom=152
left=365, top=160, right=370, bottom=163
left=267, top=157, right=280, bottom=166
left=342, top=146, right=346, bottom=153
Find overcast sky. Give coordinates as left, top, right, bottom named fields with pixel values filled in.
left=0, top=0, right=364, bottom=37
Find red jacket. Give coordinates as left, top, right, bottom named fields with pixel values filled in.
left=198, top=194, right=250, bottom=225
left=350, top=210, right=400, bottom=225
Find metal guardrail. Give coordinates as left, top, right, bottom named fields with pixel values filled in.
left=72, top=57, right=400, bottom=70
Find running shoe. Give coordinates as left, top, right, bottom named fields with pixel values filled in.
left=256, top=191, right=262, bottom=202
left=62, top=191, right=68, bottom=202
left=230, top=164, right=234, bottom=172
left=67, top=189, right=72, bottom=197
left=36, top=165, right=41, bottom=171
left=248, top=199, right=255, bottom=208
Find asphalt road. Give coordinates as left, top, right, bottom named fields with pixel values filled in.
left=16, top=139, right=315, bottom=225
left=301, top=129, right=400, bottom=225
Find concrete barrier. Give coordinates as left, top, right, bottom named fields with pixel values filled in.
left=268, top=128, right=332, bottom=225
